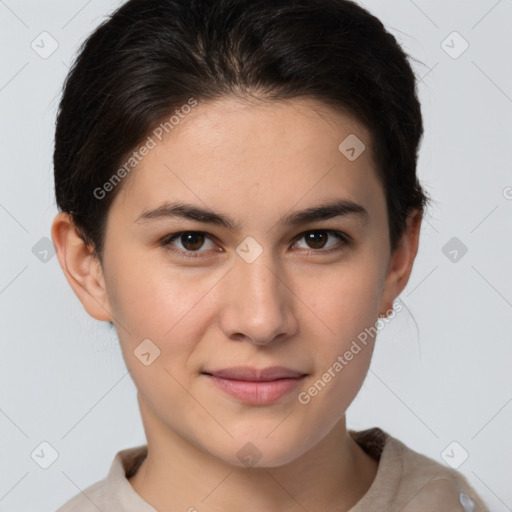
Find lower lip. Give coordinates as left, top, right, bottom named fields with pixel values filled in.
left=204, top=374, right=306, bottom=405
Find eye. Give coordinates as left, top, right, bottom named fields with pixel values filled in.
left=293, top=230, right=349, bottom=253
left=161, top=231, right=217, bottom=258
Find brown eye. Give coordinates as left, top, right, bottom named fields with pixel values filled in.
left=305, top=231, right=329, bottom=249
left=294, top=230, right=349, bottom=253
left=179, top=232, right=206, bottom=251
left=162, top=231, right=216, bottom=256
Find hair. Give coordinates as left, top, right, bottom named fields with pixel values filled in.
left=54, top=0, right=430, bottom=262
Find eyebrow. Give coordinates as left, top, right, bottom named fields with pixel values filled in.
left=135, top=198, right=368, bottom=230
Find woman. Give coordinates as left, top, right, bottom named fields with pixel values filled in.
left=51, top=0, right=488, bottom=510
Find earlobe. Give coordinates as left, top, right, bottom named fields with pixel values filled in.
left=379, top=209, right=423, bottom=314
left=51, top=212, right=113, bottom=323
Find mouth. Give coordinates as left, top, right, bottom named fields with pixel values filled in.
left=201, top=366, right=308, bottom=405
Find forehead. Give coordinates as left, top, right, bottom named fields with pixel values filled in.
left=156, top=96, right=374, bottom=162
left=112, top=96, right=384, bottom=224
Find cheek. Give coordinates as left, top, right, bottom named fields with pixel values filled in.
left=295, top=263, right=383, bottom=435
left=107, top=260, right=211, bottom=414
left=305, top=257, right=384, bottom=343
left=105, top=248, right=219, bottom=340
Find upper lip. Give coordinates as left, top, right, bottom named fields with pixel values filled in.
left=202, top=366, right=307, bottom=381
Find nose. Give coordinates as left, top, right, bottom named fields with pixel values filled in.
left=218, top=251, right=298, bottom=346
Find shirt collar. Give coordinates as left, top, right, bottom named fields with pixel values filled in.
left=104, top=444, right=156, bottom=512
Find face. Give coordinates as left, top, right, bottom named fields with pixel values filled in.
left=58, top=96, right=418, bottom=468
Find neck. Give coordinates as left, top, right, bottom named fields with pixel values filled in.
left=129, top=401, right=378, bottom=512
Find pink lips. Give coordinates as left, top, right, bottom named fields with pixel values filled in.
left=202, top=366, right=307, bottom=405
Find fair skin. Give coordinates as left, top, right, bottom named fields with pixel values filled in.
left=51, top=96, right=422, bottom=512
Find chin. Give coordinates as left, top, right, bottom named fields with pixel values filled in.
left=205, top=429, right=315, bottom=470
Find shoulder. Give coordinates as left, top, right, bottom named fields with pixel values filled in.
left=56, top=477, right=107, bottom=512
left=55, top=444, right=149, bottom=512
left=349, top=428, right=489, bottom=512
left=391, top=435, right=488, bottom=511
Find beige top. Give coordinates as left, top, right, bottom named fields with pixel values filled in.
left=56, top=427, right=489, bottom=511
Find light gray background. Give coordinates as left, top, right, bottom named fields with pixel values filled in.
left=0, top=0, right=511, bottom=510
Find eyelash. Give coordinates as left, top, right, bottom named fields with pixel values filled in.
left=160, top=230, right=350, bottom=259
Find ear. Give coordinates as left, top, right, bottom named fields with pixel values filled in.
left=379, top=209, right=423, bottom=315
left=51, top=212, right=112, bottom=322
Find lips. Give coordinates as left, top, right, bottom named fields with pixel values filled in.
left=202, top=365, right=307, bottom=382
left=202, top=366, right=308, bottom=404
